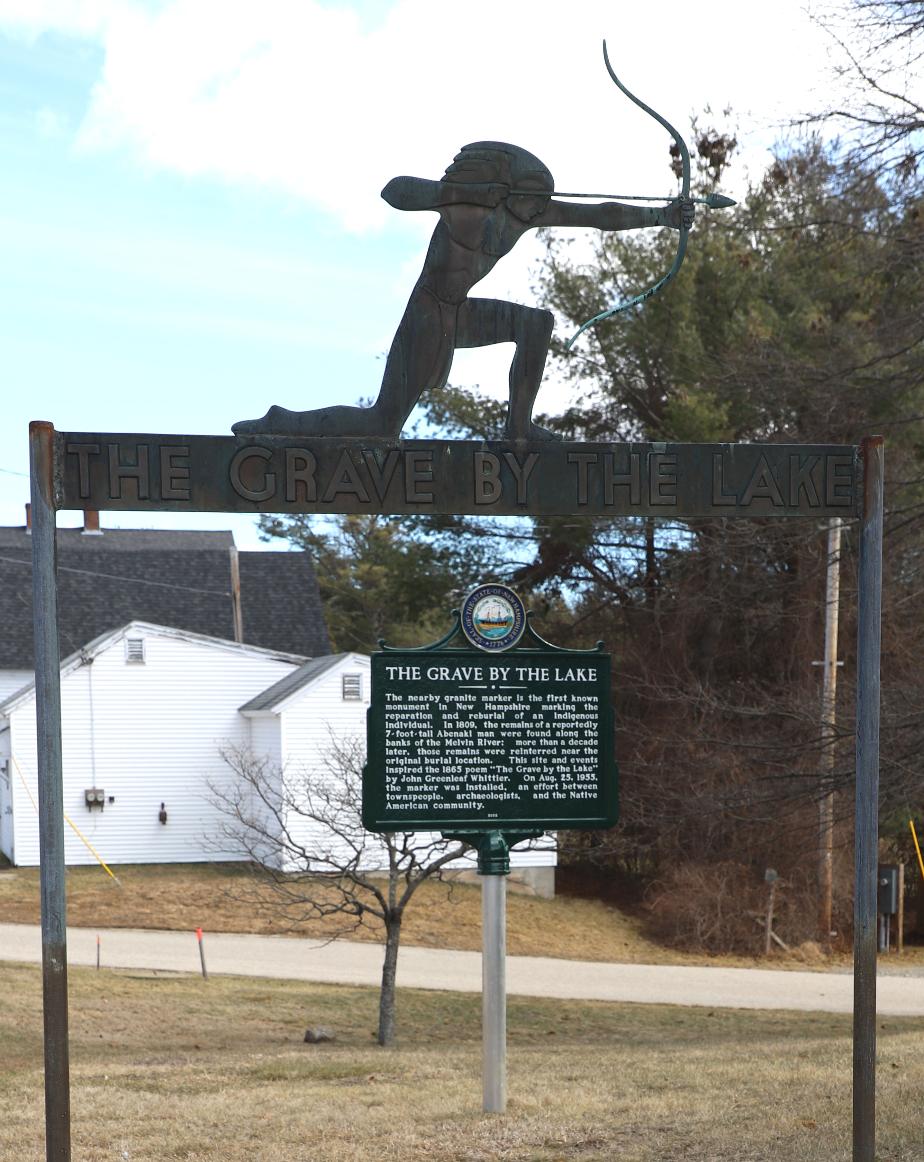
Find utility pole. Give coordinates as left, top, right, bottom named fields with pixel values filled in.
left=818, top=517, right=842, bottom=942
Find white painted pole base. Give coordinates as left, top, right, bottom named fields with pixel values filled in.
left=482, top=874, right=507, bottom=1114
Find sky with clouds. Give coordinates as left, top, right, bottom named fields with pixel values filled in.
left=0, top=0, right=845, bottom=547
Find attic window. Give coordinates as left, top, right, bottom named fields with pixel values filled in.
left=124, top=637, right=146, bottom=664
left=342, top=673, right=362, bottom=701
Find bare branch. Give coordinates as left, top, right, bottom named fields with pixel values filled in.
left=207, top=734, right=478, bottom=1044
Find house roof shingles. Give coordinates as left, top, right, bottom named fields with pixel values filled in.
left=0, top=527, right=330, bottom=667
left=0, top=528, right=235, bottom=552
left=239, top=654, right=348, bottom=713
left=237, top=554, right=331, bottom=658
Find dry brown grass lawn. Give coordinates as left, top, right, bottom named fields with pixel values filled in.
left=1, top=960, right=922, bottom=1161
left=0, top=862, right=681, bottom=961
left=0, top=861, right=898, bottom=971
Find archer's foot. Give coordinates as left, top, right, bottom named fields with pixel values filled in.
left=232, top=404, right=399, bottom=438
left=505, top=420, right=561, bottom=443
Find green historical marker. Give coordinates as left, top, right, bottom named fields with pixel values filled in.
left=363, top=581, right=618, bottom=1118
left=363, top=584, right=618, bottom=837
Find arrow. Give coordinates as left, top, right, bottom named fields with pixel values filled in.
left=509, top=190, right=736, bottom=208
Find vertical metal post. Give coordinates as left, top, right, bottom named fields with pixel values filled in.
left=853, top=436, right=883, bottom=1162
left=196, top=927, right=209, bottom=979
left=482, top=873, right=507, bottom=1114
left=764, top=878, right=777, bottom=957
left=29, top=421, right=71, bottom=1162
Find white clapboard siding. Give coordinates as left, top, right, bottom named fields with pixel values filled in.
left=0, top=726, right=13, bottom=862
left=239, top=715, right=288, bottom=866
left=256, top=654, right=370, bottom=872
left=0, top=671, right=32, bottom=703
left=269, top=655, right=554, bottom=873
left=5, top=624, right=301, bottom=867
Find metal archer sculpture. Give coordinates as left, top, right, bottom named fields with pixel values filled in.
left=232, top=41, right=734, bottom=442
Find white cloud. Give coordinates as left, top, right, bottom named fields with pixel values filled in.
left=1, top=0, right=837, bottom=231
left=0, top=0, right=121, bottom=41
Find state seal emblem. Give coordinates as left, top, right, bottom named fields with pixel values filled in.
left=460, top=583, right=526, bottom=652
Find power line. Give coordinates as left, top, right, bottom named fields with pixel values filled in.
left=0, top=554, right=231, bottom=598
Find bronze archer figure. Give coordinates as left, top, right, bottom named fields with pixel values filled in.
left=233, top=141, right=693, bottom=441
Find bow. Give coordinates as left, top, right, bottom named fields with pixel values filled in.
left=565, top=41, right=693, bottom=351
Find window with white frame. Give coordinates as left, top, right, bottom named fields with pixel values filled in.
left=341, top=673, right=362, bottom=700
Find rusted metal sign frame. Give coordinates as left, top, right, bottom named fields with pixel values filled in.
left=28, top=421, right=883, bottom=1162
left=51, top=431, right=862, bottom=519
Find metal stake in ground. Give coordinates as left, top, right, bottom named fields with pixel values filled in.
left=196, top=927, right=209, bottom=980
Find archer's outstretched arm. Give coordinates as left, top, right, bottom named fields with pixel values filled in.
left=381, top=176, right=509, bottom=211
left=536, top=197, right=694, bottom=231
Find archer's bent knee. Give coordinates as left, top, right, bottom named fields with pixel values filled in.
left=518, top=305, right=554, bottom=342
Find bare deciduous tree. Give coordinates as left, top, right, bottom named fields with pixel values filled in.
left=803, top=1, right=924, bottom=187
left=210, top=735, right=473, bottom=1046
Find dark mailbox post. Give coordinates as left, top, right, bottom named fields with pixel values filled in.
left=877, top=864, right=900, bottom=955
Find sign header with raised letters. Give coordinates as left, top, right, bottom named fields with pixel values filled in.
left=50, top=431, right=862, bottom=519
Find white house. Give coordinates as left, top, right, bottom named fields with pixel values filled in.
left=0, top=622, right=314, bottom=867
left=0, top=621, right=556, bottom=893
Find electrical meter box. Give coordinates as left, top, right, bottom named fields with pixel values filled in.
left=877, top=864, right=899, bottom=915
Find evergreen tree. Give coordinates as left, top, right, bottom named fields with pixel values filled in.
left=258, top=512, right=500, bottom=653
left=424, top=130, right=924, bottom=947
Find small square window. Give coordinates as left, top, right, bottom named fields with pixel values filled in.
left=125, top=638, right=145, bottom=663
left=342, top=673, right=362, bottom=701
